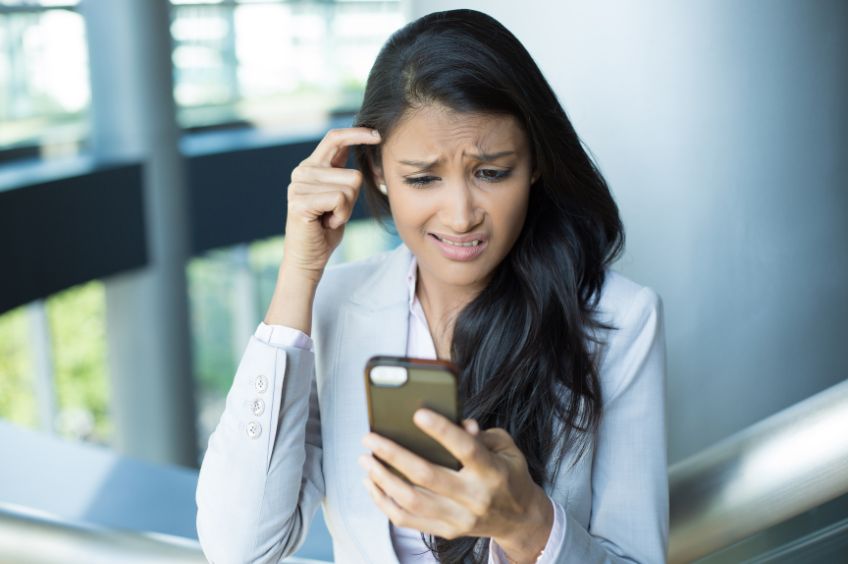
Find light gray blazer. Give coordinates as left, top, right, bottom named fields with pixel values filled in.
left=196, top=243, right=669, bottom=563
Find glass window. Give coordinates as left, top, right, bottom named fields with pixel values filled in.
left=0, top=280, right=110, bottom=445
left=170, top=0, right=405, bottom=132
left=0, top=1, right=89, bottom=159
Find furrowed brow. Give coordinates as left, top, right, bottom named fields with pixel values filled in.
left=398, top=158, right=439, bottom=168
left=398, top=150, right=515, bottom=168
left=469, top=150, right=515, bottom=162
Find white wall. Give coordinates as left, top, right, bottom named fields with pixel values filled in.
left=410, top=0, right=848, bottom=463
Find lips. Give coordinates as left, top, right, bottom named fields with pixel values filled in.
left=428, top=233, right=488, bottom=261
left=429, top=232, right=488, bottom=244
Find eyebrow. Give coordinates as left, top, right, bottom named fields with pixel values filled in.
left=398, top=150, right=516, bottom=168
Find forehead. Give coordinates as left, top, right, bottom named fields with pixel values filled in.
left=384, top=103, right=527, bottom=157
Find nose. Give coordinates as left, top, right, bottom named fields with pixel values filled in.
left=439, top=178, right=483, bottom=233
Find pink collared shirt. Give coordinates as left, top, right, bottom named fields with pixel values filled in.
left=259, top=254, right=565, bottom=562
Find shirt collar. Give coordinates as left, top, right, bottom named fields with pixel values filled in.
left=406, top=253, right=418, bottom=309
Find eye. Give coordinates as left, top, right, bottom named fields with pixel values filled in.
left=476, top=169, right=511, bottom=182
left=403, top=175, right=438, bottom=187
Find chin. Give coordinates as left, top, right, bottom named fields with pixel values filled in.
left=428, top=255, right=496, bottom=286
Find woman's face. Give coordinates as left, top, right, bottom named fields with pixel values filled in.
left=375, top=103, right=536, bottom=294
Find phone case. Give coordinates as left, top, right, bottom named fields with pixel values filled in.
left=364, top=355, right=461, bottom=472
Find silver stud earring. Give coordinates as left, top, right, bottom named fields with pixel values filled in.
left=378, top=183, right=388, bottom=195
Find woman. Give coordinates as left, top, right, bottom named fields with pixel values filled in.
left=196, top=8, right=667, bottom=564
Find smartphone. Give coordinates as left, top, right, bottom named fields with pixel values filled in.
left=364, top=355, right=462, bottom=472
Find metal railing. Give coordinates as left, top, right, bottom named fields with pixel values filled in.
left=0, top=502, right=329, bottom=563
left=668, top=378, right=848, bottom=562
left=0, top=502, right=206, bottom=563
left=4, top=377, right=847, bottom=562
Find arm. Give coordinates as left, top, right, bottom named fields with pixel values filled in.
left=545, top=287, right=668, bottom=563
left=195, top=321, right=323, bottom=563
left=195, top=126, right=378, bottom=562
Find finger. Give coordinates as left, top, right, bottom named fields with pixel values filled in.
left=360, top=454, right=436, bottom=516
left=361, top=433, right=461, bottom=496
left=288, top=181, right=356, bottom=206
left=289, top=189, right=353, bottom=229
left=330, top=144, right=351, bottom=170
left=291, top=164, right=364, bottom=188
left=362, top=476, right=409, bottom=524
left=414, top=409, right=488, bottom=468
left=305, top=127, right=381, bottom=168
left=362, top=474, right=462, bottom=540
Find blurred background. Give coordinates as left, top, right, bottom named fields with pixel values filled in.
left=0, top=0, right=846, bottom=562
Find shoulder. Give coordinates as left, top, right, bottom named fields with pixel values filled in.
left=595, top=269, right=662, bottom=325
left=591, top=268, right=665, bottom=403
left=593, top=268, right=663, bottom=336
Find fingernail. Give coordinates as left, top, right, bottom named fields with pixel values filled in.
left=414, top=409, right=434, bottom=426
left=371, top=129, right=380, bottom=137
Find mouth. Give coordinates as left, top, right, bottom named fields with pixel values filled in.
left=429, top=234, right=484, bottom=247
left=428, top=232, right=488, bottom=261
left=428, top=232, right=487, bottom=246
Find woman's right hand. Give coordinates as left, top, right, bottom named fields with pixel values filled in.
left=282, top=127, right=382, bottom=285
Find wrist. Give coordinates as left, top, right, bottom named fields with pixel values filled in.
left=493, top=486, right=554, bottom=563
left=279, top=259, right=324, bottom=288
left=263, top=263, right=319, bottom=332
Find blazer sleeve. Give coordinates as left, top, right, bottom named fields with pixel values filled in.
left=550, top=286, right=669, bottom=563
left=196, top=323, right=324, bottom=563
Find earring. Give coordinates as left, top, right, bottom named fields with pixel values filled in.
left=378, top=183, right=388, bottom=195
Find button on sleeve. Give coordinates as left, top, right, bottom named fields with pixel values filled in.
left=246, top=421, right=262, bottom=439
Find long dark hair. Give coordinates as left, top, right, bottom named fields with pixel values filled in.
left=353, top=9, right=624, bottom=563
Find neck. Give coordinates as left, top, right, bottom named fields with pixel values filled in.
left=415, top=265, right=488, bottom=352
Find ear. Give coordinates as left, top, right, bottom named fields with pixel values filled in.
left=366, top=152, right=385, bottom=186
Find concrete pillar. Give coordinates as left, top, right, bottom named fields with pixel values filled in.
left=81, top=0, right=197, bottom=467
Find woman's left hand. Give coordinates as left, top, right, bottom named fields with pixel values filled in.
left=359, top=408, right=554, bottom=562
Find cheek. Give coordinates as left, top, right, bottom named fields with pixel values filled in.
left=490, top=187, right=530, bottom=235
left=388, top=191, right=433, bottom=228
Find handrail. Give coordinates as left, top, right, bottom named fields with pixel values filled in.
left=0, top=502, right=206, bottom=563
left=668, top=378, right=848, bottom=563
left=5, top=378, right=847, bottom=563
left=0, top=502, right=328, bottom=564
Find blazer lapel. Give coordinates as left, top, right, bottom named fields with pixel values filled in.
left=331, top=244, right=412, bottom=563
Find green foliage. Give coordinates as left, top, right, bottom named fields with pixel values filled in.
left=46, top=281, right=111, bottom=444
left=0, top=306, right=37, bottom=428
left=0, top=281, right=110, bottom=444
left=188, top=252, right=239, bottom=398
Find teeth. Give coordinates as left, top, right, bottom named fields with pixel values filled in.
left=437, top=237, right=481, bottom=247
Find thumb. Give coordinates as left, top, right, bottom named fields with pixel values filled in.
left=478, top=427, right=517, bottom=453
